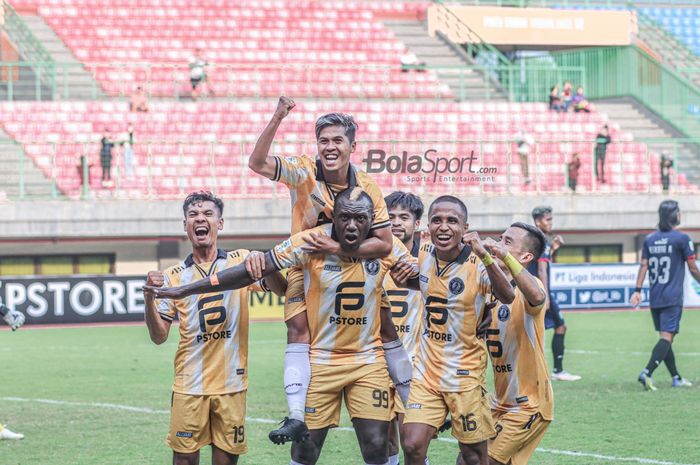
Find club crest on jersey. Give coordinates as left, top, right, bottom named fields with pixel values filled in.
left=448, top=277, right=464, bottom=295
left=498, top=304, right=510, bottom=322
left=365, top=259, right=380, bottom=276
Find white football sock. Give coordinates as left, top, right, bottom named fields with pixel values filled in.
left=384, top=339, right=412, bottom=406
left=284, top=343, right=311, bottom=422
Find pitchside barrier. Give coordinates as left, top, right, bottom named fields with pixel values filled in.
left=1, top=262, right=698, bottom=325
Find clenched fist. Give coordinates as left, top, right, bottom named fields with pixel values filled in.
left=144, top=271, right=164, bottom=298
left=274, top=96, right=296, bottom=120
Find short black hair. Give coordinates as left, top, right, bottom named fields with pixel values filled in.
left=334, top=187, right=374, bottom=215
left=429, top=195, right=468, bottom=221
left=531, top=206, right=552, bottom=221
left=511, top=222, right=546, bottom=262
left=183, top=190, right=224, bottom=217
left=658, top=200, right=680, bottom=232
left=315, top=113, right=358, bottom=144
left=385, top=191, right=424, bottom=220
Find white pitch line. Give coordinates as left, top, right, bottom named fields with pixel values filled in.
left=567, top=349, right=700, bottom=357
left=2, top=397, right=697, bottom=465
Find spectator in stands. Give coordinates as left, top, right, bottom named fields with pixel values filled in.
left=400, top=46, right=426, bottom=72
left=516, top=130, right=534, bottom=185
left=572, top=86, right=591, bottom=113
left=189, top=48, right=209, bottom=100
left=562, top=80, right=573, bottom=112
left=130, top=86, right=149, bottom=112
left=594, top=125, right=611, bottom=184
left=549, top=84, right=563, bottom=112
left=100, top=129, right=115, bottom=185
left=568, top=153, right=581, bottom=192
left=661, top=152, right=674, bottom=193
left=76, top=152, right=90, bottom=189
left=121, top=125, right=136, bottom=179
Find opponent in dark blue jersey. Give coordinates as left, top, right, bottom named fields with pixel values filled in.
left=531, top=206, right=580, bottom=381
left=631, top=200, right=700, bottom=390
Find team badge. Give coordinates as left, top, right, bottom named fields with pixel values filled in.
left=365, top=259, right=380, bottom=276
left=498, top=304, right=510, bottom=322
left=448, top=277, right=464, bottom=295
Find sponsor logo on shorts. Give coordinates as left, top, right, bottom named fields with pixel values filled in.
left=449, top=278, right=464, bottom=295
left=365, top=259, right=380, bottom=276
left=407, top=403, right=422, bottom=409
left=305, top=407, right=316, bottom=413
left=176, top=431, right=193, bottom=438
left=516, top=396, right=529, bottom=404
left=310, top=194, right=326, bottom=207
left=288, top=296, right=304, bottom=303
left=324, top=264, right=342, bottom=272
left=498, top=304, right=510, bottom=322
left=456, top=369, right=470, bottom=376
left=236, top=368, right=245, bottom=375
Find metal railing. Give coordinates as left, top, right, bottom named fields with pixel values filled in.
left=524, top=46, right=700, bottom=138
left=0, top=61, right=586, bottom=102
left=442, top=1, right=697, bottom=6
left=0, top=138, right=696, bottom=201
left=1, top=1, right=55, bottom=88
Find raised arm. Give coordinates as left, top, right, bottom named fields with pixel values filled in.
left=146, top=252, right=280, bottom=300
left=248, top=96, right=296, bottom=179
left=301, top=226, right=393, bottom=259
left=464, top=232, right=515, bottom=304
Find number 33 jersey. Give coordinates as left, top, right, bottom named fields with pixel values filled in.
left=157, top=249, right=264, bottom=396
left=413, top=243, right=490, bottom=392
left=271, top=224, right=417, bottom=366
left=642, top=230, right=696, bottom=309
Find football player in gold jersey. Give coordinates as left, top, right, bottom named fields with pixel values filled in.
left=457, top=222, right=552, bottom=465
left=383, top=191, right=425, bottom=465
left=396, top=196, right=515, bottom=465
left=143, top=191, right=287, bottom=465
left=247, top=97, right=393, bottom=444
left=148, top=188, right=415, bottom=465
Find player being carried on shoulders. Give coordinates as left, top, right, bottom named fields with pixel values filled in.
left=245, top=96, right=396, bottom=444
left=147, top=188, right=417, bottom=465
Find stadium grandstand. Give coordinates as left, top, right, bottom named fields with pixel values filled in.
left=1, top=0, right=699, bottom=463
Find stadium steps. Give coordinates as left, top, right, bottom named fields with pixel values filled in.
left=636, top=15, right=700, bottom=89
left=595, top=98, right=700, bottom=186
left=19, top=14, right=105, bottom=100
left=0, top=127, right=57, bottom=199
left=384, top=20, right=508, bottom=101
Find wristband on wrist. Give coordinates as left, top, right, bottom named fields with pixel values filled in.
left=634, top=287, right=641, bottom=294
left=210, top=273, right=220, bottom=287
left=480, top=253, right=494, bottom=267
left=503, top=253, right=524, bottom=276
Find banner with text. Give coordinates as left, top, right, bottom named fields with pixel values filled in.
left=550, top=263, right=700, bottom=310
left=0, top=275, right=284, bottom=325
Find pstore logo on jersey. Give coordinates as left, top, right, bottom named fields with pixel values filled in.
left=448, top=277, right=464, bottom=295
left=365, top=259, right=380, bottom=276
left=498, top=304, right=510, bottom=322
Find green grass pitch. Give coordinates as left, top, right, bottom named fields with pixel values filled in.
left=2, top=311, right=698, bottom=465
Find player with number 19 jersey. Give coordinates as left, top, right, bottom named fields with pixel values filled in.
left=158, top=249, right=263, bottom=395
left=642, top=230, right=696, bottom=309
